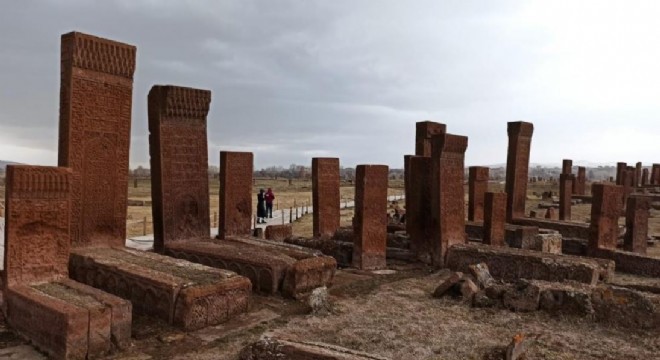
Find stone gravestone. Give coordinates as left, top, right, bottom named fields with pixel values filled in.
left=483, top=192, right=507, bottom=246
left=353, top=165, right=389, bottom=270
left=408, top=156, right=432, bottom=262
left=505, top=122, right=534, bottom=221
left=59, top=32, right=250, bottom=330
left=415, top=121, right=446, bottom=157
left=468, top=166, right=489, bottom=222
left=431, top=133, right=468, bottom=266
left=588, top=183, right=624, bottom=252
left=559, top=173, right=573, bottom=221
left=624, top=196, right=649, bottom=254
left=312, top=157, right=340, bottom=237
left=219, top=151, right=254, bottom=239
left=3, top=165, right=131, bottom=359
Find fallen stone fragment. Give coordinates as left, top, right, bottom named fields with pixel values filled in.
left=239, top=337, right=390, bottom=360
left=460, top=278, right=480, bottom=300
left=432, top=272, right=463, bottom=298
left=308, top=286, right=332, bottom=315
left=503, top=281, right=541, bottom=312
left=472, top=289, right=497, bottom=308
left=505, top=333, right=532, bottom=360
left=468, top=263, right=495, bottom=288
left=591, top=286, right=660, bottom=330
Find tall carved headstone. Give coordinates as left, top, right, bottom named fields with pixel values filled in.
left=652, top=164, right=660, bottom=185
left=403, top=154, right=412, bottom=235
left=483, top=192, right=506, bottom=246
left=624, top=196, right=649, bottom=254
left=148, top=85, right=211, bottom=252
left=3, top=166, right=73, bottom=287
left=58, top=32, right=136, bottom=248
left=468, top=166, right=489, bottom=222
left=415, top=121, right=446, bottom=156
left=574, top=166, right=586, bottom=195
left=642, top=168, right=649, bottom=186
left=353, top=165, right=389, bottom=270
left=218, top=152, right=253, bottom=239
left=635, top=162, right=642, bottom=187
left=312, top=158, right=340, bottom=237
left=616, top=162, right=627, bottom=185
left=588, top=183, right=624, bottom=252
left=408, top=156, right=432, bottom=261
left=559, top=173, right=573, bottom=221
left=431, top=133, right=468, bottom=266
left=505, top=122, right=534, bottom=221
left=622, top=167, right=635, bottom=209
left=561, top=159, right=572, bottom=175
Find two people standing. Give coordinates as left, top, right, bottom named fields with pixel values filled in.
left=256, top=188, right=275, bottom=224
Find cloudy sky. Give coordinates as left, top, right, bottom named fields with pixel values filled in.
left=1, top=1, right=659, bottom=169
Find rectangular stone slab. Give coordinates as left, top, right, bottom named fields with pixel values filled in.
left=69, top=247, right=251, bottom=330
left=589, top=248, right=660, bottom=277
left=165, top=238, right=336, bottom=298
left=6, top=280, right=130, bottom=360
left=446, top=243, right=607, bottom=285
left=240, top=337, right=390, bottom=360
left=511, top=218, right=590, bottom=239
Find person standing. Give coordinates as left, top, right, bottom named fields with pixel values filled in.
left=265, top=188, right=275, bottom=218
left=257, top=189, right=267, bottom=224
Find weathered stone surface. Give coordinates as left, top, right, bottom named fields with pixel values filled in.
left=616, top=162, right=627, bottom=185
left=70, top=247, right=251, bottom=330
left=264, top=224, right=293, bottom=241
left=562, top=159, right=573, bottom=175
left=308, top=286, right=332, bottom=315
left=505, top=334, right=532, bottom=360
left=432, top=272, right=463, bottom=298
left=505, top=122, right=533, bottom=221
left=559, top=174, right=573, bottom=220
left=589, top=248, right=660, bottom=277
left=353, top=165, right=388, bottom=270
left=313, top=158, right=341, bottom=237
left=530, top=232, right=562, bottom=254
left=483, top=192, right=506, bottom=246
left=148, top=85, right=212, bottom=252
left=446, top=243, right=604, bottom=285
left=503, top=281, right=541, bottom=312
left=544, top=207, right=557, bottom=220
left=218, top=151, right=253, bottom=239
left=430, top=133, right=468, bottom=266
left=574, top=166, right=587, bottom=195
left=591, top=286, right=660, bottom=329
left=588, top=183, right=624, bottom=252
left=536, top=281, right=594, bottom=316
left=460, top=278, right=480, bottom=300
left=407, top=156, right=432, bottom=261
left=511, top=217, right=589, bottom=239
left=624, top=196, right=649, bottom=254
left=465, top=222, right=538, bottom=247
left=415, top=121, right=446, bottom=157
left=468, top=263, right=495, bottom=288
left=239, top=337, right=390, bottom=360
left=58, top=31, right=135, bottom=249
left=468, top=166, right=489, bottom=222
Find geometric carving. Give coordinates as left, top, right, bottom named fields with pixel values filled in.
left=58, top=31, right=136, bottom=248
left=353, top=165, right=389, bottom=270
left=218, top=152, right=253, bottom=239
left=148, top=85, right=212, bottom=252
left=505, top=121, right=534, bottom=221
left=312, top=158, right=340, bottom=237
left=430, top=133, right=468, bottom=266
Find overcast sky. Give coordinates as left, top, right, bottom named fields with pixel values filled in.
left=1, top=1, right=659, bottom=169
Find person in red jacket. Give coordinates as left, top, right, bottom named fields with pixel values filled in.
left=264, top=188, right=275, bottom=218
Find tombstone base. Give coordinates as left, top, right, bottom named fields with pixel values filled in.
left=69, top=247, right=251, bottom=330
left=165, top=238, right=336, bottom=299
left=5, top=279, right=131, bottom=360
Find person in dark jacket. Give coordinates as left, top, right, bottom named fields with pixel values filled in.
left=257, top=189, right=267, bottom=223
left=264, top=188, right=275, bottom=218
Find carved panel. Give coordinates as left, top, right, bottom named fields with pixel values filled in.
left=218, top=152, right=253, bottom=239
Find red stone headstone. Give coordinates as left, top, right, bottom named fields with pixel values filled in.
left=407, top=156, right=432, bottom=260
left=653, top=164, right=660, bottom=185
left=505, top=121, right=534, bottom=221
left=312, top=158, right=340, bottom=237
left=353, top=165, right=389, bottom=270
left=431, top=133, right=468, bottom=266
left=415, top=121, right=446, bottom=156
left=561, top=159, right=572, bottom=175
left=58, top=31, right=136, bottom=248
left=615, top=162, right=627, bottom=185
left=148, top=85, right=212, bottom=252
left=559, top=173, right=573, bottom=221
left=545, top=207, right=557, bottom=220
left=574, top=166, right=586, bottom=195
left=483, top=192, right=507, bottom=246
left=218, top=152, right=254, bottom=239
left=642, top=168, right=649, bottom=186
left=635, top=162, right=642, bottom=187
left=622, top=167, right=635, bottom=208
left=403, top=154, right=412, bottom=235
left=588, top=183, right=624, bottom=252
left=624, top=196, right=649, bottom=254
left=468, top=166, right=489, bottom=222
left=3, top=166, right=73, bottom=288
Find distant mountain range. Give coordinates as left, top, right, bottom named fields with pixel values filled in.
left=0, top=160, right=21, bottom=169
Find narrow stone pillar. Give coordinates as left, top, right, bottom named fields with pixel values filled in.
left=559, top=174, right=573, bottom=221
left=562, top=159, right=572, bottom=175
left=622, top=167, right=635, bottom=209
left=218, top=151, right=253, bottom=239
left=430, top=133, right=468, bottom=266
left=505, top=121, right=534, bottom=221
left=353, top=165, right=388, bottom=270
left=483, top=192, right=507, bottom=246
left=642, top=168, right=649, bottom=186
left=415, top=121, right=446, bottom=157
left=616, top=162, right=627, bottom=185
left=653, top=164, right=660, bottom=185
left=624, top=196, right=649, bottom=254
left=588, top=183, right=624, bottom=252
left=312, top=158, right=340, bottom=237
left=408, top=156, right=432, bottom=261
left=635, top=162, right=642, bottom=187
left=468, top=166, right=489, bottom=221
left=404, top=154, right=413, bottom=235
